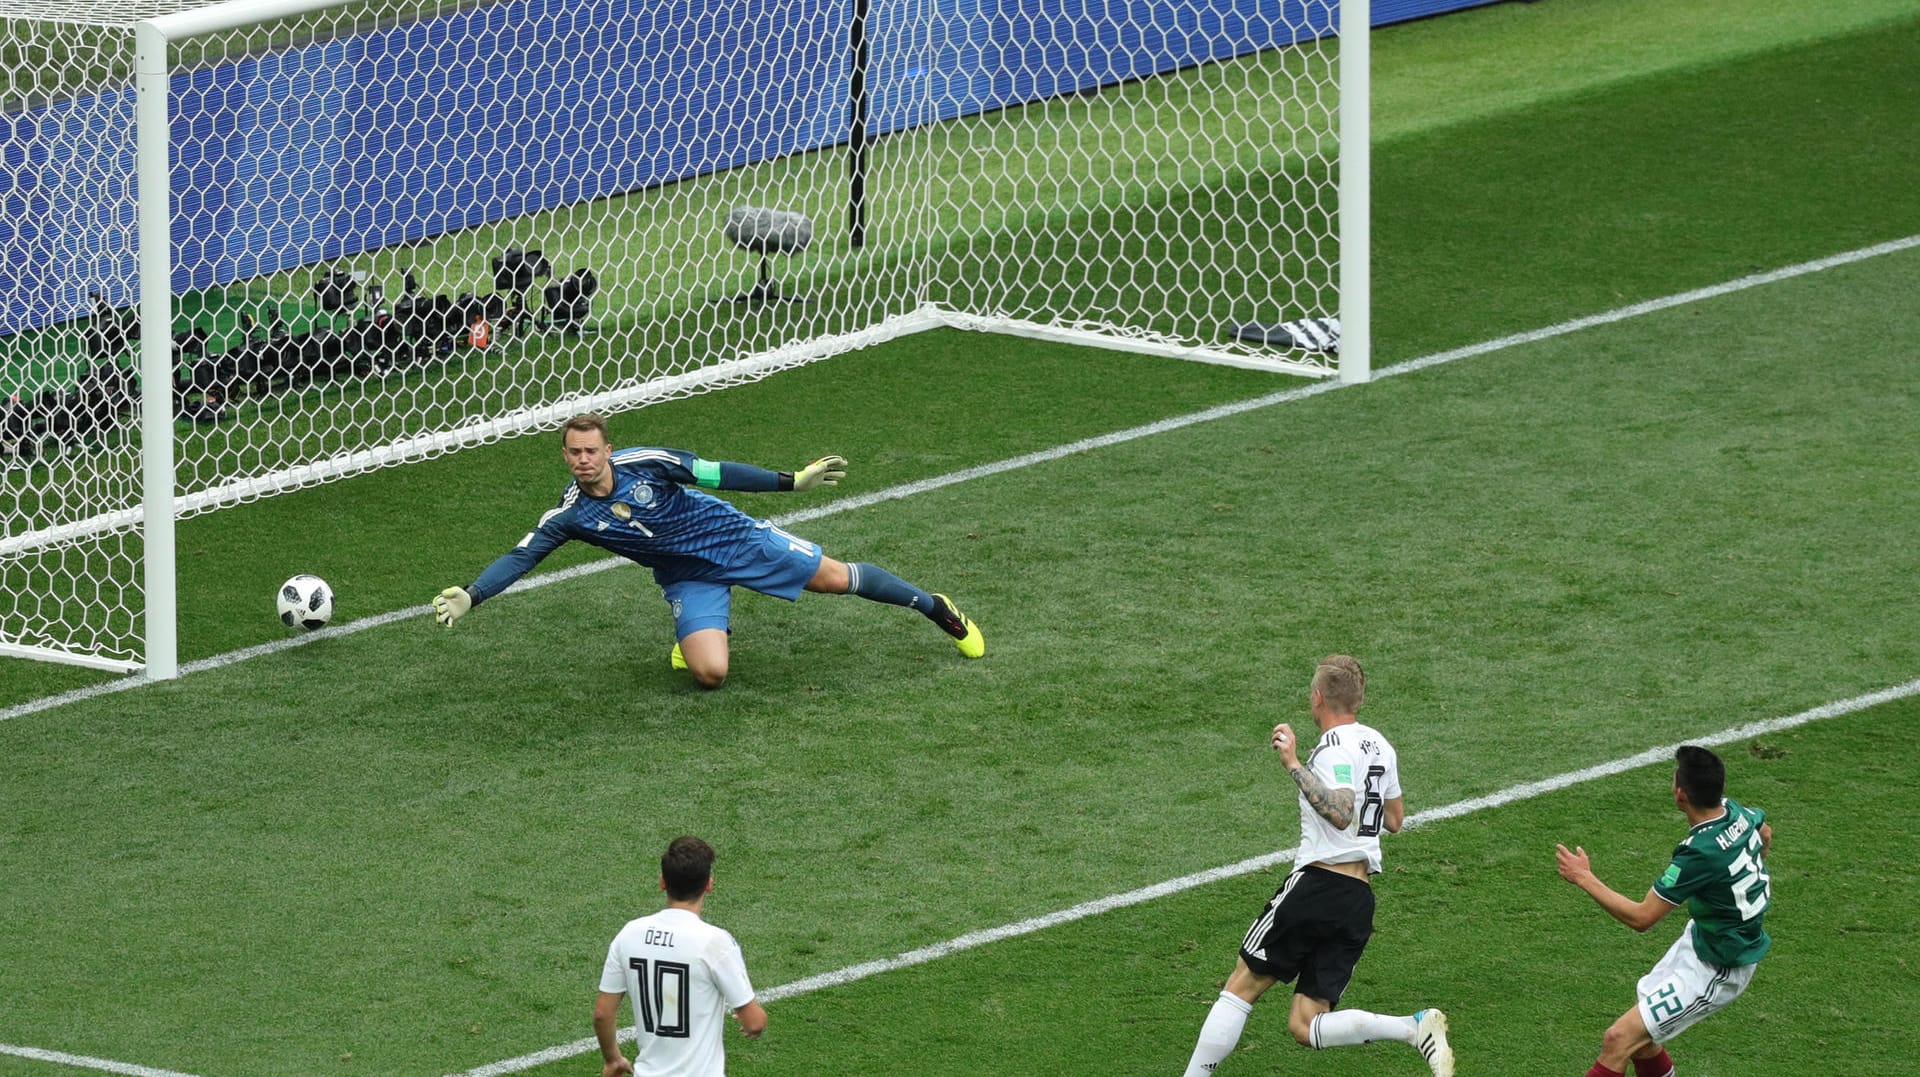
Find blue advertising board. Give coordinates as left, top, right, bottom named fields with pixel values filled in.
left=0, top=0, right=1505, bottom=337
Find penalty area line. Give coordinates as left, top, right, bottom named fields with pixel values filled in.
left=445, top=676, right=1920, bottom=1077
left=5, top=231, right=1915, bottom=727
left=7, top=679, right=1915, bottom=1075
left=0, top=1043, right=203, bottom=1077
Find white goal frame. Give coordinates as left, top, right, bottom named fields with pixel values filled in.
left=1, top=0, right=1369, bottom=677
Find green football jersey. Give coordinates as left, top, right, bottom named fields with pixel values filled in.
left=1652, top=798, right=1772, bottom=967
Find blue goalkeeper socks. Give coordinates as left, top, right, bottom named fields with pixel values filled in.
left=846, top=563, right=936, bottom=614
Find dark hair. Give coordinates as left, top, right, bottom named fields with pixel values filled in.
left=661, top=835, right=716, bottom=901
left=1674, top=745, right=1725, bottom=808
left=562, top=412, right=610, bottom=443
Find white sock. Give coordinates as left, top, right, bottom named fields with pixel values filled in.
left=1183, top=991, right=1254, bottom=1076
left=1310, top=1009, right=1417, bottom=1048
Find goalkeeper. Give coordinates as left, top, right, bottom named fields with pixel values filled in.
left=431, top=412, right=983, bottom=688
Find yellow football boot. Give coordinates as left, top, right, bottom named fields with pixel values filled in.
left=931, top=594, right=984, bottom=659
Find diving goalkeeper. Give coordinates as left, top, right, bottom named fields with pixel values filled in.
left=431, top=412, right=983, bottom=688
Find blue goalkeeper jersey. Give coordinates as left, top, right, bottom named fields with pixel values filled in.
left=468, top=447, right=776, bottom=601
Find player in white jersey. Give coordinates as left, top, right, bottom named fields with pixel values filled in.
left=595, top=837, right=766, bottom=1077
left=1181, top=656, right=1454, bottom=1077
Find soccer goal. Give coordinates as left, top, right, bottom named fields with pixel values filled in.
left=0, top=0, right=1368, bottom=676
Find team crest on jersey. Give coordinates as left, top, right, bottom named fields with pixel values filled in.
left=610, top=502, right=632, bottom=521
left=631, top=483, right=656, bottom=507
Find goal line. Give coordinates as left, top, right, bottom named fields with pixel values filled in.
left=6, top=229, right=1917, bottom=726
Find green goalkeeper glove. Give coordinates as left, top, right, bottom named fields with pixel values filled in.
left=432, top=585, right=473, bottom=627
left=793, top=455, right=847, bottom=492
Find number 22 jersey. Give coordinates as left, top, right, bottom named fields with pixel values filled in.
left=1651, top=798, right=1772, bottom=967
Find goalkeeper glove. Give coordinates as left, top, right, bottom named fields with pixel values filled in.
left=792, top=455, right=847, bottom=492
left=432, top=585, right=473, bottom=627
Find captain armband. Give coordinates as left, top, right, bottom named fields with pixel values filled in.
left=692, top=458, right=724, bottom=489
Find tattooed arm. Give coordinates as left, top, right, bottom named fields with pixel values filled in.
left=1271, top=721, right=1355, bottom=829
left=1289, top=763, right=1356, bottom=830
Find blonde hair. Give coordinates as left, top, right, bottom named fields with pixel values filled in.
left=1312, top=655, right=1365, bottom=714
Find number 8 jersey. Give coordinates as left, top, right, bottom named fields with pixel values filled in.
left=1651, top=798, right=1772, bottom=967
left=1297, top=723, right=1402, bottom=874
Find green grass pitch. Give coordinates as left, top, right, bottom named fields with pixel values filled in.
left=4, top=1, right=1920, bottom=1075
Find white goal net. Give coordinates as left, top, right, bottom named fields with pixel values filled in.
left=1, top=0, right=1357, bottom=673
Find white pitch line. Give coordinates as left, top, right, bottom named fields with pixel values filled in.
left=8, top=676, right=1910, bottom=1077
left=7, top=233, right=1920, bottom=1077
left=446, top=676, right=1920, bottom=1077
left=0, top=1043, right=202, bottom=1077
left=7, top=677, right=1915, bottom=1077
left=1383, top=232, right=1920, bottom=378
left=8, top=230, right=1915, bottom=728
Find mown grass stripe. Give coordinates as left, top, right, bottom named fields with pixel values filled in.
left=6, top=230, right=1914, bottom=728
left=445, top=675, right=1920, bottom=1077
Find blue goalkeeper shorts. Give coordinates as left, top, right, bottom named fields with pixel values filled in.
left=658, top=521, right=822, bottom=638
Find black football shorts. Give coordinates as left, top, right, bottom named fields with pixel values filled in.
left=1238, top=864, right=1376, bottom=1005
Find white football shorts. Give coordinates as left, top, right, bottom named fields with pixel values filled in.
left=1635, top=921, right=1758, bottom=1043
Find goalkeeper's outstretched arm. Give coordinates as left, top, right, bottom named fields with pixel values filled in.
left=685, top=454, right=846, bottom=493
left=434, top=524, right=568, bottom=627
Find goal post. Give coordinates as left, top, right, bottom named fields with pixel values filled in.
left=136, top=16, right=179, bottom=680
left=1, top=0, right=1367, bottom=676
left=1340, top=0, right=1371, bottom=384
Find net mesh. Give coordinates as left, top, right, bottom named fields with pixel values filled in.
left=2, top=0, right=1340, bottom=668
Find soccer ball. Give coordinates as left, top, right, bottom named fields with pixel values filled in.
left=276, top=574, right=334, bottom=631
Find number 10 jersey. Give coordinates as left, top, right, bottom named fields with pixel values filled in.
left=599, top=907, right=757, bottom=1077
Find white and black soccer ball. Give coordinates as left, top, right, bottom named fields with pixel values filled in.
left=276, top=574, right=334, bottom=631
